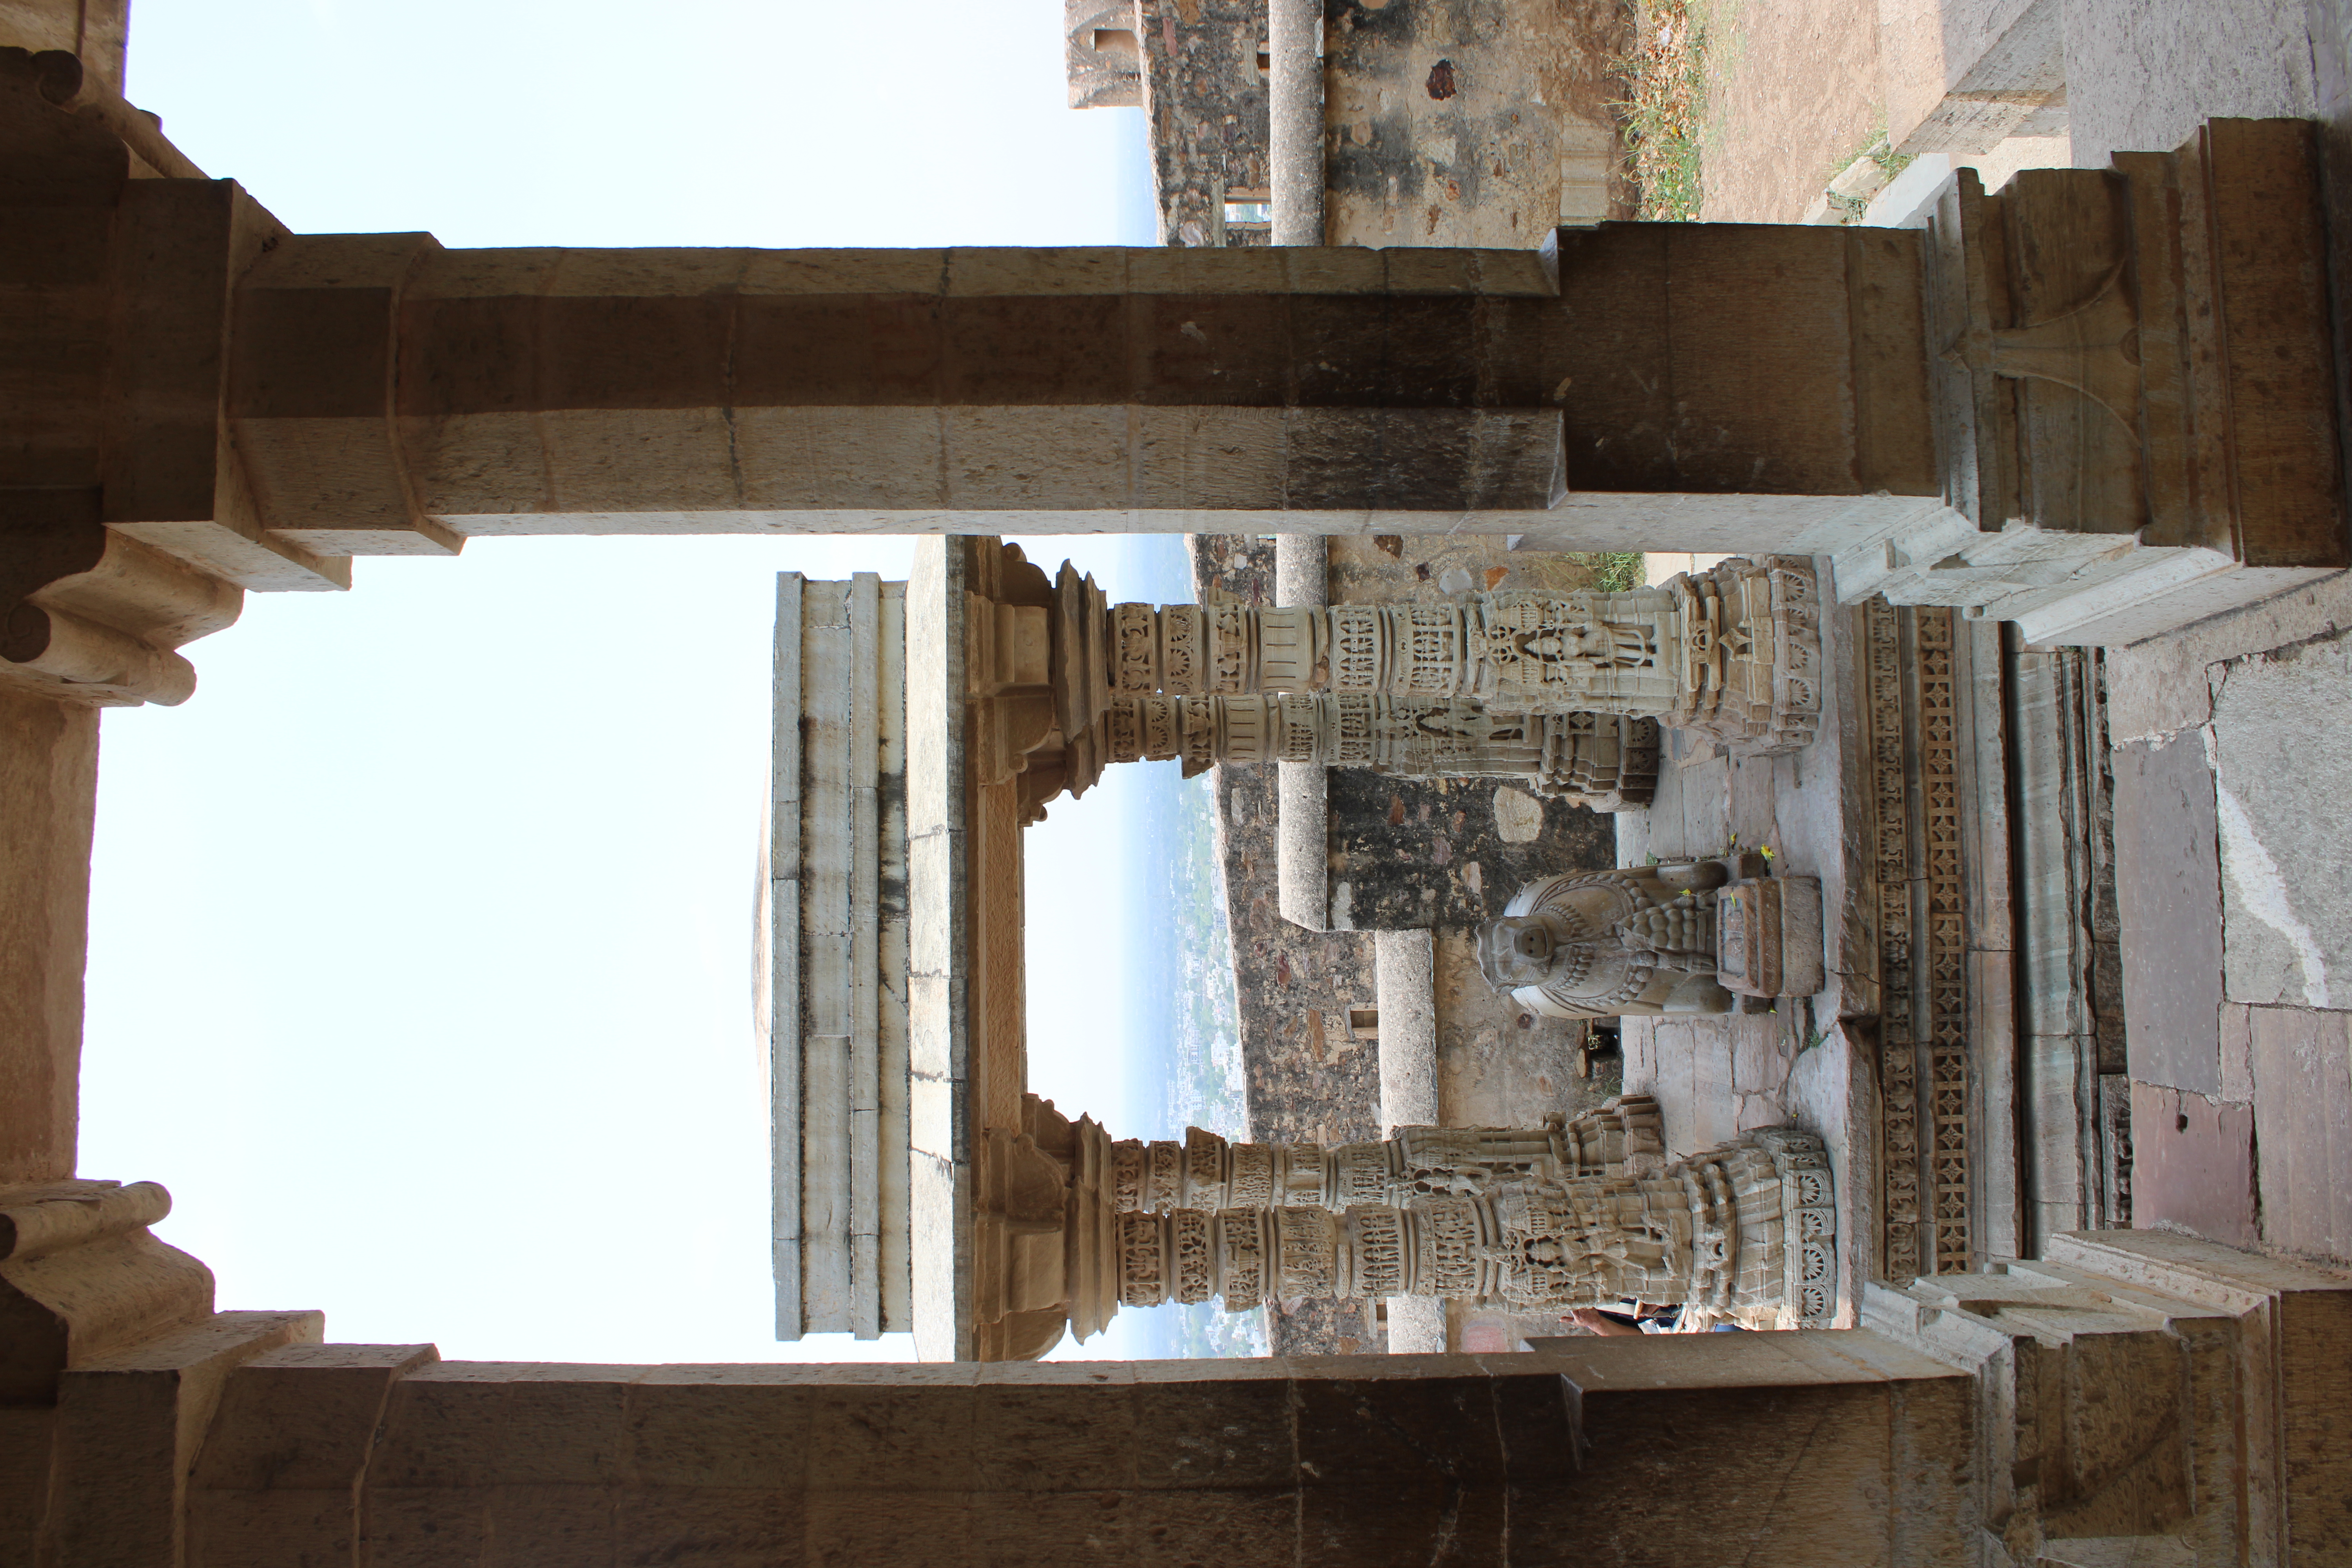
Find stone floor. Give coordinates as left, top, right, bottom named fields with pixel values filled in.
left=1612, top=560, right=1873, bottom=1327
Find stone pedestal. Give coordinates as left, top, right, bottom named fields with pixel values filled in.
left=1717, top=876, right=1827, bottom=999
left=1864, top=1229, right=2352, bottom=1565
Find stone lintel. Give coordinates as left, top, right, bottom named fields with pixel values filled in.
left=769, top=573, right=910, bottom=1342
left=156, top=1333, right=1976, bottom=1567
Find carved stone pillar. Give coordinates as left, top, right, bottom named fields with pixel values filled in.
left=1110, top=1094, right=1667, bottom=1214
left=1108, top=555, right=1822, bottom=753
left=1115, top=1124, right=1837, bottom=1330
left=1102, top=692, right=1661, bottom=808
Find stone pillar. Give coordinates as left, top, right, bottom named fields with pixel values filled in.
left=1103, top=691, right=1661, bottom=807
left=1110, top=554, right=1824, bottom=754
left=1116, top=1124, right=1837, bottom=1331
left=1271, top=534, right=1328, bottom=930
left=1373, top=929, right=1436, bottom=1135
left=44, top=1211, right=2350, bottom=1566
left=1265, top=0, right=1325, bottom=246
left=1111, top=1094, right=1666, bottom=1214
left=0, top=690, right=98, bottom=1185
left=163, top=1328, right=1974, bottom=1568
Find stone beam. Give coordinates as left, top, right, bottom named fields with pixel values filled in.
left=167, top=1330, right=1970, bottom=1567
left=23, top=1183, right=2349, bottom=1565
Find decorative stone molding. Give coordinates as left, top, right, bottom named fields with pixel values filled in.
left=1862, top=599, right=1972, bottom=1282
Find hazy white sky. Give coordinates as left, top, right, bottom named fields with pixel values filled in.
left=80, top=0, right=1169, bottom=1362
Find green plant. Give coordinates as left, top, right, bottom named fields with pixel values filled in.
left=1589, top=551, right=1646, bottom=594
left=1612, top=0, right=1709, bottom=221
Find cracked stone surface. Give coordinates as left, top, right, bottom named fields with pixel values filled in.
left=2209, top=634, right=2352, bottom=1010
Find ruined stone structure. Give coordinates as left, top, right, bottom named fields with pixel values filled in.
left=1112, top=555, right=1824, bottom=753
left=1111, top=1122, right=1837, bottom=1330
left=1479, top=859, right=1828, bottom=1018
left=11, top=13, right=2352, bottom=1556
left=1062, top=0, right=1627, bottom=246
left=1104, top=691, right=1660, bottom=808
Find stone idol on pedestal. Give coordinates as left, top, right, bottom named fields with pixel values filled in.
left=1477, top=856, right=1825, bottom=1017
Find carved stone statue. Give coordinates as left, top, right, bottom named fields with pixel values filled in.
left=1479, top=862, right=1741, bottom=1017
left=1477, top=861, right=1828, bottom=1017
left=1108, top=555, right=1822, bottom=755
left=1102, top=692, right=1660, bottom=809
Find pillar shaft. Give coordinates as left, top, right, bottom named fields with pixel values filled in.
left=1114, top=1125, right=1836, bottom=1330
left=0, top=689, right=96, bottom=1183
left=1111, top=1095, right=1666, bottom=1214
left=1103, top=692, right=1661, bottom=804
left=1108, top=556, right=1825, bottom=753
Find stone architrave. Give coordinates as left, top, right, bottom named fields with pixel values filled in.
left=1103, top=691, right=1662, bottom=809
left=1114, top=1125, right=1838, bottom=1331
left=1477, top=859, right=1828, bottom=1018
left=1110, top=555, right=1823, bottom=754
left=1110, top=1094, right=1668, bottom=1214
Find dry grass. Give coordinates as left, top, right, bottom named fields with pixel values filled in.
left=1613, top=0, right=1710, bottom=221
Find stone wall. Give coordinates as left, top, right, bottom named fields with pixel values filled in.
left=1118, top=0, right=1634, bottom=246
left=1139, top=0, right=1272, bottom=246
left=1323, top=0, right=1637, bottom=243
left=1210, top=743, right=1383, bottom=1145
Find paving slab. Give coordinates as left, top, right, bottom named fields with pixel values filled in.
left=2209, top=635, right=2352, bottom=1011
left=2128, top=1080, right=2258, bottom=1245
left=2110, top=734, right=2224, bottom=1095
left=2247, top=1005, right=2352, bottom=1262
